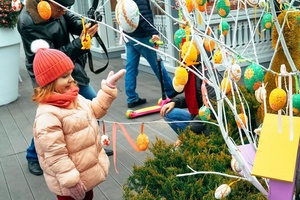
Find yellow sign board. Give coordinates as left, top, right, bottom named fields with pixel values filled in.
left=252, top=113, right=300, bottom=182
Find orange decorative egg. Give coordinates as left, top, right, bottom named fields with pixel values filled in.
left=204, top=38, right=215, bottom=52
left=236, top=113, right=248, bottom=128
left=137, top=133, right=149, bottom=151
left=186, top=0, right=194, bottom=13
left=269, top=88, right=287, bottom=111
left=37, top=1, right=51, bottom=20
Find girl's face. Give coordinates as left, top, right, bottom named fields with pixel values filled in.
left=54, top=70, right=74, bottom=93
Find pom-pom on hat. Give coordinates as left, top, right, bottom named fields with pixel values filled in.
left=31, top=39, right=74, bottom=87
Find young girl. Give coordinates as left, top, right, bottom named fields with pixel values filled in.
left=31, top=39, right=126, bottom=200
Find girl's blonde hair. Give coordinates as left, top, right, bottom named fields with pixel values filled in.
left=32, top=81, right=77, bottom=103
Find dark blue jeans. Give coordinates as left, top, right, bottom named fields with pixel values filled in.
left=26, top=84, right=97, bottom=162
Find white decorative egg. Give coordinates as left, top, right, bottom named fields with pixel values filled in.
left=255, top=86, right=266, bottom=103
left=101, top=135, right=110, bottom=146
left=258, top=0, right=266, bottom=8
left=11, top=0, right=22, bottom=12
left=230, top=157, right=242, bottom=173
left=229, top=63, right=241, bottom=82
left=247, top=0, right=259, bottom=7
left=215, top=184, right=231, bottom=199
left=115, top=0, right=140, bottom=33
left=172, top=77, right=185, bottom=93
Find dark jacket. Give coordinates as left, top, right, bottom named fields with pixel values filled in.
left=124, top=0, right=158, bottom=38
left=17, top=0, right=90, bottom=86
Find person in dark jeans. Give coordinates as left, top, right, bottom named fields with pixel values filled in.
left=17, top=0, right=113, bottom=176
left=123, top=0, right=178, bottom=108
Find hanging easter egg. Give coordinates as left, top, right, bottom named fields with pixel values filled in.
left=261, top=13, right=273, bottom=30
left=175, top=67, right=189, bottom=85
left=216, top=0, right=231, bottom=18
left=292, top=94, right=300, bottom=114
left=174, top=28, right=186, bottom=48
left=255, top=86, right=266, bottom=103
left=186, top=0, right=195, bottom=13
left=137, top=133, right=149, bottom=151
left=269, top=88, right=287, bottom=111
left=231, top=157, right=242, bottom=173
left=11, top=0, right=22, bottom=12
left=236, top=113, right=248, bottom=128
left=37, top=1, right=51, bottom=20
left=215, top=184, right=231, bottom=199
left=229, top=63, right=241, bottom=82
left=258, top=0, right=266, bottom=8
left=181, top=41, right=198, bottom=66
left=173, top=77, right=185, bottom=92
left=221, top=77, right=232, bottom=94
left=247, top=0, right=259, bottom=7
left=100, top=135, right=110, bottom=146
left=198, top=106, right=211, bottom=121
left=243, top=63, right=264, bottom=92
left=196, top=0, right=207, bottom=6
left=192, top=40, right=200, bottom=55
left=218, top=20, right=230, bottom=36
left=197, top=2, right=207, bottom=12
left=204, top=38, right=215, bottom=52
left=115, top=0, right=139, bottom=33
left=213, top=49, right=223, bottom=64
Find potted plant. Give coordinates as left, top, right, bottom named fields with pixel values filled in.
left=0, top=0, right=23, bottom=106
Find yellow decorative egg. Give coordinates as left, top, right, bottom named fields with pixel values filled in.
left=236, top=113, right=248, bottom=128
left=175, top=67, right=188, bottom=85
left=137, top=133, right=149, bottom=151
left=115, top=0, right=139, bottom=33
left=181, top=41, right=198, bottom=66
left=213, top=49, right=223, bottom=64
left=269, top=88, right=287, bottom=111
left=221, top=77, right=232, bottom=94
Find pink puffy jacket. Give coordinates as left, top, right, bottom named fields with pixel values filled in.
left=33, top=83, right=116, bottom=196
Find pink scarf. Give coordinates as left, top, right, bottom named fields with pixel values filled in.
left=42, top=86, right=79, bottom=108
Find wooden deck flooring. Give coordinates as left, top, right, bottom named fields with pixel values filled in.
left=0, top=48, right=178, bottom=200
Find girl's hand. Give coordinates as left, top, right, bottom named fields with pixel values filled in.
left=105, top=69, right=126, bottom=89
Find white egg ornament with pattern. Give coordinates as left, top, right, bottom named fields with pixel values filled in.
left=115, top=0, right=139, bottom=33
left=11, top=0, right=22, bottom=11
left=231, top=157, right=242, bottom=173
left=101, top=135, right=110, bottom=146
left=215, top=184, right=231, bottom=199
left=229, top=63, right=241, bottom=82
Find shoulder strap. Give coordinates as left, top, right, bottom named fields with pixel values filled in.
left=87, top=32, right=109, bottom=74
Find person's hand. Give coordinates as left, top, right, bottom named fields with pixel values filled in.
left=80, top=23, right=99, bottom=39
left=151, top=34, right=160, bottom=43
left=160, top=102, right=175, bottom=116
left=106, top=69, right=126, bottom=89
left=69, top=180, right=86, bottom=200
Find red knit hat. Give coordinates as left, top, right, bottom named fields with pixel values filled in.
left=31, top=39, right=74, bottom=87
